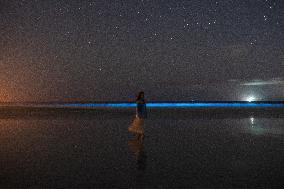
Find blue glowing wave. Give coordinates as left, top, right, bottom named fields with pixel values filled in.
left=62, top=102, right=284, bottom=108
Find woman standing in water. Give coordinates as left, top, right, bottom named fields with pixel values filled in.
left=136, top=91, right=147, bottom=118
left=129, top=91, right=147, bottom=139
left=128, top=91, right=147, bottom=170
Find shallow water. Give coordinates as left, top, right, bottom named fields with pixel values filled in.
left=0, top=108, right=283, bottom=188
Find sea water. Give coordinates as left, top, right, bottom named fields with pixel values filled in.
left=0, top=107, right=283, bottom=188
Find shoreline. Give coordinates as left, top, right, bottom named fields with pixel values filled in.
left=1, top=106, right=284, bottom=119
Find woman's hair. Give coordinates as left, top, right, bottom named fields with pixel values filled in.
left=136, top=91, right=144, bottom=101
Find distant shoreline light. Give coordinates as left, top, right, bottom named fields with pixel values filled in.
left=62, top=102, right=284, bottom=108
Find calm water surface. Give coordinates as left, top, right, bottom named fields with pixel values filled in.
left=0, top=108, right=283, bottom=188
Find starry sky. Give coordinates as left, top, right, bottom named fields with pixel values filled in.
left=1, top=0, right=284, bottom=102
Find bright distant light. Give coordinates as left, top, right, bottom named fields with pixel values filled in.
left=246, top=96, right=256, bottom=102
left=242, top=93, right=262, bottom=102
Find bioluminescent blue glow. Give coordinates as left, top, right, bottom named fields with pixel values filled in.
left=61, top=102, right=284, bottom=108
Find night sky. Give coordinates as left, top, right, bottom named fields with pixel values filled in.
left=1, top=0, right=283, bottom=102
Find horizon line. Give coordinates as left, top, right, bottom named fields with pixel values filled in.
left=1, top=101, right=284, bottom=108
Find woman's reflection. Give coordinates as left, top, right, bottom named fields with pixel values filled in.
left=128, top=111, right=147, bottom=170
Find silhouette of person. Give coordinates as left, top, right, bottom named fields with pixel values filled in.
left=136, top=91, right=147, bottom=118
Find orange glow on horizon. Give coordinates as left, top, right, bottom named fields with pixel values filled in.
left=0, top=88, right=12, bottom=102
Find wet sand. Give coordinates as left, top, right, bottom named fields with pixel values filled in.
left=0, top=107, right=283, bottom=188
